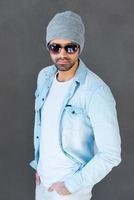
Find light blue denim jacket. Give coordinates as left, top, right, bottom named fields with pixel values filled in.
left=30, top=59, right=121, bottom=193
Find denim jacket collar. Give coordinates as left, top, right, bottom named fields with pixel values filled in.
left=44, top=58, right=88, bottom=86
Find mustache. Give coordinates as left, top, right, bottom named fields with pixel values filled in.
left=56, top=58, right=70, bottom=62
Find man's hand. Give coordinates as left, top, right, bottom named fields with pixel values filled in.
left=48, top=182, right=71, bottom=195
left=35, top=172, right=41, bottom=185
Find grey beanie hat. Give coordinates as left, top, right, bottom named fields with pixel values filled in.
left=46, top=11, right=85, bottom=53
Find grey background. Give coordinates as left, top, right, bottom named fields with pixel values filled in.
left=0, top=0, right=133, bottom=199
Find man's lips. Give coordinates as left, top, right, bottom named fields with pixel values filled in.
left=57, top=60, right=69, bottom=64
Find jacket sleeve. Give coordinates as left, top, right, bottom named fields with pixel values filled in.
left=64, top=84, right=121, bottom=193
left=29, top=68, right=45, bottom=170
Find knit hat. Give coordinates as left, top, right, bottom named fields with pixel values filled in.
left=46, top=11, right=85, bottom=53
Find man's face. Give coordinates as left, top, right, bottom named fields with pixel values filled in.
left=48, top=39, right=80, bottom=72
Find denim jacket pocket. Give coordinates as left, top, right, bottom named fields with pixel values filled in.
left=63, top=105, right=86, bottom=130
left=35, top=93, right=45, bottom=111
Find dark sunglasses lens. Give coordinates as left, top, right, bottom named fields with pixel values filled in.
left=65, top=44, right=78, bottom=53
left=48, top=43, right=79, bottom=54
left=48, top=44, right=61, bottom=54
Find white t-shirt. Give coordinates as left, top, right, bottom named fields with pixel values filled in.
left=37, top=74, right=80, bottom=187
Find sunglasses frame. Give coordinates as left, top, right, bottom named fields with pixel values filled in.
left=47, top=42, right=80, bottom=54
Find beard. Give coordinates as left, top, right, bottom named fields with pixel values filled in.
left=53, top=58, right=77, bottom=72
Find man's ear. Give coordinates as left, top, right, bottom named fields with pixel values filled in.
left=78, top=48, right=81, bottom=55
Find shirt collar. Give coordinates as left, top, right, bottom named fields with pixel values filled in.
left=73, top=58, right=88, bottom=85
left=46, top=58, right=88, bottom=85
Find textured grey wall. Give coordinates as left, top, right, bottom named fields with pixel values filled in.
left=0, top=0, right=133, bottom=199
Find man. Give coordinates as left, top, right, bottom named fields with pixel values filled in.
left=30, top=11, right=121, bottom=200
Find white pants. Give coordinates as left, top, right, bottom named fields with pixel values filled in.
left=35, top=182, right=92, bottom=200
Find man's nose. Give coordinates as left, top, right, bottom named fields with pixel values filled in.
left=59, top=48, right=68, bottom=58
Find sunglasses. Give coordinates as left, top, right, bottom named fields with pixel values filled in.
left=47, top=43, right=79, bottom=54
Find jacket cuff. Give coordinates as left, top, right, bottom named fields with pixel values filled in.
left=29, top=160, right=37, bottom=170
left=64, top=171, right=83, bottom=193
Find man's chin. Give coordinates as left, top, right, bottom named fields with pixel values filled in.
left=55, top=64, right=72, bottom=71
